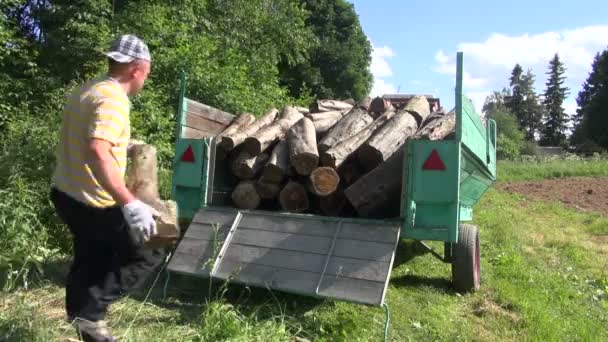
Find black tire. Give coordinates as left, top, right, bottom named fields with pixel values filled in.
left=451, top=224, right=480, bottom=292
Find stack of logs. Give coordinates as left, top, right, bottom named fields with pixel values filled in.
left=217, top=95, right=456, bottom=218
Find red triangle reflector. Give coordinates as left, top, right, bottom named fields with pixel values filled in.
left=422, top=149, right=446, bottom=170
left=181, top=145, right=195, bottom=163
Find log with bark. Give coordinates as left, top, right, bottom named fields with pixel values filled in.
left=279, top=180, right=309, bottom=212
left=308, top=167, right=340, bottom=196
left=318, top=190, right=348, bottom=217
left=231, top=181, right=261, bottom=210
left=256, top=179, right=281, bottom=200
left=344, top=110, right=457, bottom=218
left=288, top=117, right=319, bottom=176
left=126, top=143, right=179, bottom=248
left=310, top=99, right=353, bottom=113
left=344, top=148, right=405, bottom=218
left=308, top=110, right=347, bottom=134
left=415, top=109, right=456, bottom=140
left=317, top=108, right=373, bottom=153
left=403, top=95, right=432, bottom=126
left=320, top=106, right=396, bottom=169
left=243, top=106, right=303, bottom=156
left=356, top=97, right=428, bottom=170
left=218, top=108, right=278, bottom=151
left=260, top=140, right=289, bottom=183
left=369, top=97, right=392, bottom=116
left=215, top=113, right=256, bottom=160
left=231, top=151, right=269, bottom=179
left=357, top=96, right=372, bottom=111
left=295, top=106, right=310, bottom=115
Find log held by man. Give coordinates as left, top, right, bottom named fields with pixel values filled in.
left=125, top=143, right=179, bottom=247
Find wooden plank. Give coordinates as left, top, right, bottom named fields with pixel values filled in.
left=186, top=99, right=235, bottom=125
left=214, top=260, right=319, bottom=294
left=214, top=260, right=385, bottom=305
left=183, top=223, right=230, bottom=241
left=338, top=222, right=400, bottom=244
left=325, top=257, right=390, bottom=283
left=173, top=238, right=218, bottom=257
left=222, top=244, right=326, bottom=274
left=237, top=214, right=337, bottom=238
left=182, top=126, right=214, bottom=139
left=167, top=251, right=214, bottom=275
left=185, top=112, right=227, bottom=136
left=231, top=229, right=332, bottom=255
left=191, top=209, right=237, bottom=226
left=317, top=275, right=384, bottom=305
left=332, top=239, right=395, bottom=262
left=221, top=244, right=390, bottom=283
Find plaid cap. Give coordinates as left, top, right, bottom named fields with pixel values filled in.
left=104, top=34, right=151, bottom=63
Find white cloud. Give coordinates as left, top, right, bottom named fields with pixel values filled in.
left=434, top=25, right=608, bottom=114
left=371, top=78, right=396, bottom=97
left=370, top=43, right=396, bottom=96
left=371, top=45, right=394, bottom=78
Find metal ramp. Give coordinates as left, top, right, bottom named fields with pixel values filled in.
left=168, top=207, right=400, bottom=306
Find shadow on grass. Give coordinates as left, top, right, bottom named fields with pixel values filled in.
left=390, top=274, right=455, bottom=294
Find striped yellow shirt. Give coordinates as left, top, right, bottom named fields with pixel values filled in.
left=52, top=77, right=130, bottom=207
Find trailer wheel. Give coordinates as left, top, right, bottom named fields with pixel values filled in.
left=451, top=224, right=480, bottom=292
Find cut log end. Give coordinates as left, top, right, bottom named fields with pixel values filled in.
left=279, top=181, right=309, bottom=213
left=291, top=153, right=319, bottom=176
left=231, top=181, right=261, bottom=210
left=242, top=138, right=263, bottom=156
left=218, top=136, right=236, bottom=151
left=256, top=180, right=281, bottom=200
left=356, top=144, right=385, bottom=171
left=309, top=167, right=340, bottom=196
left=319, top=191, right=348, bottom=217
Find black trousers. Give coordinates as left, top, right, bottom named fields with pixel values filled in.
left=50, top=188, right=164, bottom=322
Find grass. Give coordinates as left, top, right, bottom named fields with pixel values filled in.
left=498, top=158, right=608, bottom=182
left=2, top=160, right=608, bottom=341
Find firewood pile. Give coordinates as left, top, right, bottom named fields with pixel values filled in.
left=216, top=96, right=456, bottom=218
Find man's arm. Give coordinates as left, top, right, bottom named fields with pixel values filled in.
left=87, top=138, right=135, bottom=205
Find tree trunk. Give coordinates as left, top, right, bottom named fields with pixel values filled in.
left=357, top=96, right=372, bottom=111
left=218, top=113, right=256, bottom=137
left=288, top=117, right=319, bottom=175
left=231, top=181, right=261, bottom=210
left=243, top=106, right=303, bottom=156
left=356, top=108, right=418, bottom=171
left=218, top=108, right=278, bottom=151
left=344, top=148, right=406, bottom=218
left=320, top=106, right=396, bottom=168
left=256, top=179, right=281, bottom=200
left=403, top=95, right=431, bottom=126
left=279, top=181, right=309, bottom=212
left=309, top=167, right=340, bottom=196
left=310, top=99, right=353, bottom=113
left=338, top=159, right=363, bottom=187
left=232, top=151, right=269, bottom=179
left=318, top=108, right=373, bottom=153
left=295, top=106, right=310, bottom=115
left=306, top=110, right=344, bottom=121
left=415, top=109, right=456, bottom=140
left=126, top=144, right=179, bottom=247
left=260, top=140, right=289, bottom=183
left=318, top=190, right=348, bottom=217
left=369, top=97, right=392, bottom=116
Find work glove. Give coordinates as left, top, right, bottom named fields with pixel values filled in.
left=121, top=200, right=159, bottom=241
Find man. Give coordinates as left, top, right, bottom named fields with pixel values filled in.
left=50, top=34, right=164, bottom=342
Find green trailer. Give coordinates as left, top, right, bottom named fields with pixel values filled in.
left=166, top=52, right=496, bottom=306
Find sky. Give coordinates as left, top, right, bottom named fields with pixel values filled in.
left=350, top=0, right=608, bottom=116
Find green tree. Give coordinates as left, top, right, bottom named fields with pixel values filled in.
left=485, top=93, right=526, bottom=160
left=572, top=48, right=608, bottom=151
left=279, top=0, right=373, bottom=100
left=540, top=53, right=569, bottom=146
left=506, top=65, right=543, bottom=140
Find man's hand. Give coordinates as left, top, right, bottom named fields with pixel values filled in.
left=121, top=200, right=158, bottom=239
